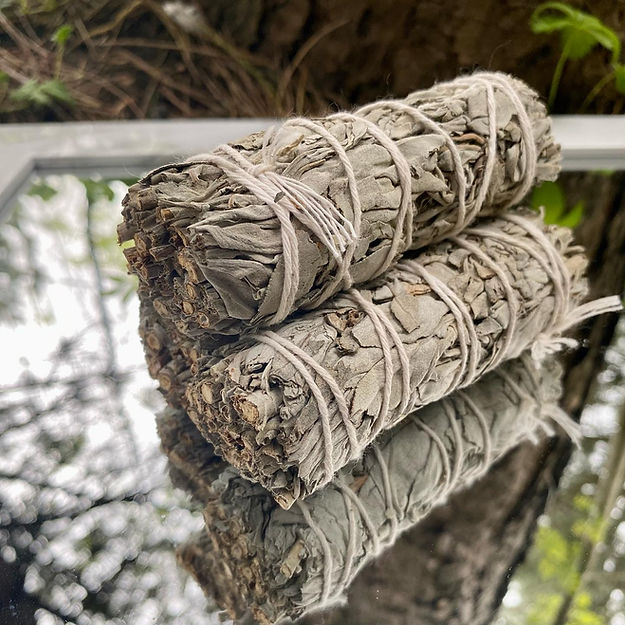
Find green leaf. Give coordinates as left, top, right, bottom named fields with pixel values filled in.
left=571, top=516, right=602, bottom=543
left=51, top=24, right=72, bottom=47
left=572, top=493, right=594, bottom=513
left=41, top=217, right=70, bottom=233
left=15, top=0, right=58, bottom=14
left=531, top=2, right=579, bottom=25
left=10, top=78, right=73, bottom=107
left=558, top=200, right=585, bottom=228
left=589, top=26, right=621, bottom=60
left=40, top=79, right=73, bottom=104
left=570, top=592, right=606, bottom=625
left=531, top=13, right=575, bottom=34
left=122, top=283, right=136, bottom=304
left=614, top=63, right=625, bottom=93
left=105, top=273, right=128, bottom=284
left=532, top=181, right=565, bottom=223
left=10, top=79, right=51, bottom=106
left=533, top=182, right=584, bottom=228
left=527, top=593, right=562, bottom=625
left=94, top=234, right=120, bottom=251
left=117, top=177, right=140, bottom=187
left=28, top=181, right=57, bottom=200
left=575, top=592, right=593, bottom=610
left=561, top=27, right=599, bottom=60
left=531, top=3, right=622, bottom=61
left=535, top=525, right=571, bottom=580
left=81, top=179, right=115, bottom=204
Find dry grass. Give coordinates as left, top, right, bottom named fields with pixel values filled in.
left=0, top=0, right=331, bottom=121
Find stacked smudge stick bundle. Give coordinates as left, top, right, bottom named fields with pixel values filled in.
left=118, top=72, right=621, bottom=624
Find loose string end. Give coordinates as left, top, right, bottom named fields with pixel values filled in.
left=563, top=295, right=623, bottom=329
left=531, top=295, right=623, bottom=362
left=543, top=403, right=583, bottom=447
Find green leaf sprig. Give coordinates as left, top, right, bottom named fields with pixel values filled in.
left=530, top=2, right=625, bottom=109
left=10, top=78, right=73, bottom=107
left=531, top=180, right=585, bottom=228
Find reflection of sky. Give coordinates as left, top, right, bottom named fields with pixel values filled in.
left=0, top=174, right=216, bottom=624
left=1, top=174, right=162, bottom=456
left=500, top=318, right=625, bottom=624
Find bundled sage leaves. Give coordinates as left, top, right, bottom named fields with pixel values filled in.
left=183, top=210, right=601, bottom=508
left=160, top=356, right=568, bottom=624
left=119, top=71, right=559, bottom=340
left=118, top=69, right=625, bottom=625
left=137, top=293, right=230, bottom=409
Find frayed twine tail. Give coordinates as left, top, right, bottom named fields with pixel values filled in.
left=531, top=295, right=623, bottom=362
left=542, top=403, right=583, bottom=447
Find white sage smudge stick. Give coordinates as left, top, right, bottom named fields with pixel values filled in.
left=183, top=210, right=622, bottom=509
left=119, top=71, right=559, bottom=339
left=137, top=292, right=232, bottom=408
left=161, top=356, right=573, bottom=625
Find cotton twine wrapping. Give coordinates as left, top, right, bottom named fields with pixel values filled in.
left=182, top=209, right=621, bottom=508
left=159, top=356, right=573, bottom=625
left=118, top=71, right=559, bottom=340
left=115, top=69, right=621, bottom=624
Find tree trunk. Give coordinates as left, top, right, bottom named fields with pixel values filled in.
left=295, top=173, right=625, bottom=625
left=199, top=0, right=625, bottom=115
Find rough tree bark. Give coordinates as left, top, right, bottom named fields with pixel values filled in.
left=198, top=0, right=625, bottom=115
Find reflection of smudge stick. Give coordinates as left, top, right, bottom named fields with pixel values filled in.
left=119, top=72, right=559, bottom=340
left=184, top=211, right=608, bottom=508
left=160, top=357, right=571, bottom=625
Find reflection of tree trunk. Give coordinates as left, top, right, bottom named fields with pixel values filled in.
left=296, top=174, right=625, bottom=625
left=0, top=559, right=37, bottom=625
left=200, top=0, right=625, bottom=114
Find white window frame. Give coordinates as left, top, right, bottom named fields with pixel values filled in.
left=1, top=115, right=624, bottom=213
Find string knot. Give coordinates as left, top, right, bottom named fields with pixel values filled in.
left=250, top=162, right=275, bottom=177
